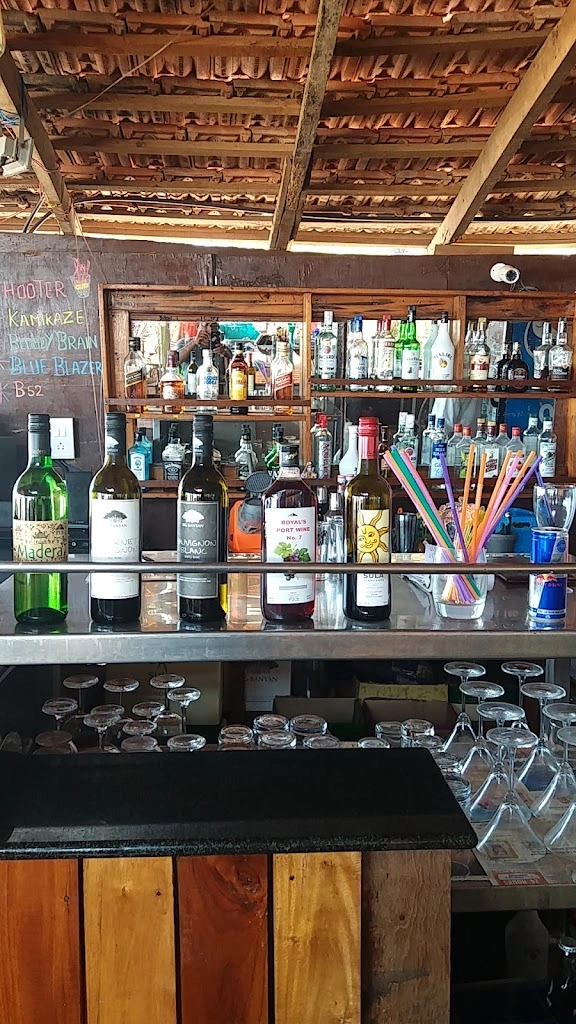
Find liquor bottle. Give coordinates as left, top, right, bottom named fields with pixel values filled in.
left=228, top=341, right=248, bottom=415
left=401, top=306, right=420, bottom=382
left=197, top=349, right=220, bottom=405
left=90, top=412, right=141, bottom=625
left=539, top=415, right=557, bottom=478
left=339, top=424, right=359, bottom=482
left=429, top=417, right=448, bottom=479
left=316, top=310, right=338, bottom=388
left=234, top=425, right=258, bottom=480
left=246, top=351, right=257, bottom=398
left=374, top=316, right=395, bottom=389
left=313, top=413, right=333, bottom=479
left=533, top=322, right=552, bottom=381
left=12, top=413, right=68, bottom=624
left=457, top=426, right=473, bottom=479
left=394, top=321, right=405, bottom=379
left=506, top=427, right=525, bottom=476
left=473, top=418, right=487, bottom=449
left=463, top=321, right=477, bottom=378
left=547, top=936, right=576, bottom=1022
left=420, top=414, right=436, bottom=468
left=344, top=416, right=392, bottom=622
left=523, top=414, right=540, bottom=455
left=160, top=350, right=185, bottom=414
left=162, top=423, right=186, bottom=481
left=272, top=339, right=294, bottom=401
left=447, top=423, right=463, bottom=468
left=124, top=336, right=147, bottom=413
left=504, top=340, right=529, bottom=385
left=494, top=334, right=513, bottom=390
left=470, top=317, right=490, bottom=384
left=496, top=422, right=511, bottom=455
left=128, top=431, right=151, bottom=481
left=421, top=320, right=438, bottom=381
left=347, top=316, right=369, bottom=390
left=187, top=353, right=198, bottom=397
left=261, top=442, right=317, bottom=622
left=397, top=413, right=418, bottom=467
left=393, top=410, right=407, bottom=446
left=550, top=318, right=573, bottom=380
left=428, top=312, right=455, bottom=384
left=481, top=421, right=501, bottom=478
left=178, top=414, right=228, bottom=623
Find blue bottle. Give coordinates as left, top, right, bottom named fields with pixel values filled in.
left=128, top=431, right=151, bottom=481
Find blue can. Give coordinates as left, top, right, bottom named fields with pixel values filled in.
left=528, top=527, right=568, bottom=622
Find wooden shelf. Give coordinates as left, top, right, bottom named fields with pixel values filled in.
left=311, top=379, right=576, bottom=400
left=126, top=412, right=307, bottom=422
left=108, top=397, right=308, bottom=409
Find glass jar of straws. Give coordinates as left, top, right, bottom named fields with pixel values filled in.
left=432, top=546, right=488, bottom=619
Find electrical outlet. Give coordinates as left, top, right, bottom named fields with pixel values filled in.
left=50, top=417, right=76, bottom=460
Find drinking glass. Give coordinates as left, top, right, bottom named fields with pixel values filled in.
left=90, top=703, right=125, bottom=718
left=218, top=725, right=255, bottom=749
left=150, top=674, right=185, bottom=736
left=413, top=735, right=444, bottom=753
left=123, top=719, right=157, bottom=737
left=103, top=677, right=140, bottom=696
left=168, top=688, right=201, bottom=733
left=62, top=673, right=99, bottom=733
left=501, top=662, right=543, bottom=708
left=531, top=704, right=576, bottom=822
left=544, top=728, right=576, bottom=853
left=469, top=702, right=527, bottom=823
left=459, top=683, right=506, bottom=790
left=35, top=729, right=75, bottom=752
left=516, top=681, right=566, bottom=791
left=443, top=663, right=486, bottom=756
left=303, top=734, right=341, bottom=749
left=289, top=715, right=328, bottom=744
left=375, top=721, right=403, bottom=747
left=253, top=714, right=289, bottom=735
left=358, top=737, right=390, bottom=749
left=167, top=734, right=207, bottom=752
left=432, top=548, right=488, bottom=620
left=83, top=709, right=123, bottom=752
left=258, top=731, right=297, bottom=749
left=446, top=776, right=472, bottom=815
left=476, top=728, right=546, bottom=863
left=121, top=736, right=160, bottom=753
left=401, top=719, right=434, bottom=748
left=42, top=698, right=78, bottom=731
left=133, top=700, right=164, bottom=721
left=533, top=485, right=576, bottom=531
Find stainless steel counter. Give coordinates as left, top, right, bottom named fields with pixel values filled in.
left=0, top=563, right=575, bottom=664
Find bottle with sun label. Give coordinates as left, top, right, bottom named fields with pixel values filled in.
left=344, top=416, right=392, bottom=622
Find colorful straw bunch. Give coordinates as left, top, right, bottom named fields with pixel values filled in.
left=384, top=444, right=542, bottom=605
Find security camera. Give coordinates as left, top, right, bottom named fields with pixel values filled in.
left=490, top=263, right=521, bottom=285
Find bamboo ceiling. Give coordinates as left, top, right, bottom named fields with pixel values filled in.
left=1, top=0, right=576, bottom=248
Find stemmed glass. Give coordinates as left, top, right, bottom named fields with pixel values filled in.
left=121, top=736, right=160, bottom=753
left=533, top=485, right=576, bottom=530
left=83, top=708, right=123, bottom=752
left=531, top=704, right=576, bottom=822
left=62, top=673, right=99, bottom=733
left=516, top=681, right=566, bottom=792
left=35, top=729, right=75, bottom=753
left=150, top=673, right=185, bottom=738
left=469, top=702, right=527, bottom=823
left=168, top=688, right=201, bottom=734
left=501, top=662, right=543, bottom=708
left=42, top=698, right=78, bottom=731
left=476, top=728, right=546, bottom=863
left=104, top=677, right=140, bottom=697
left=133, top=701, right=164, bottom=722
left=167, top=734, right=207, bottom=752
left=443, top=662, right=486, bottom=757
left=123, top=719, right=157, bottom=737
left=544, top=728, right=576, bottom=853
left=459, top=683, right=506, bottom=790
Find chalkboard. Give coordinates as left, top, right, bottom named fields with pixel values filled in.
left=0, top=250, right=103, bottom=470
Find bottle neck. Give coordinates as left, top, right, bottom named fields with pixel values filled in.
left=28, top=430, right=52, bottom=467
left=193, top=431, right=213, bottom=467
left=358, top=433, right=379, bottom=471
left=104, top=432, right=127, bottom=465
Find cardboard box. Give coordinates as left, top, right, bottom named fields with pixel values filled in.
left=104, top=662, right=223, bottom=725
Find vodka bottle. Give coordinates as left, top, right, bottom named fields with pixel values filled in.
left=538, top=416, right=557, bottom=478
left=429, top=417, right=448, bottom=479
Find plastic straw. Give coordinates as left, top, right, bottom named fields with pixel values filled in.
left=478, top=456, right=541, bottom=549
left=471, top=451, right=487, bottom=554
left=535, top=466, right=554, bottom=526
left=439, top=452, right=468, bottom=557
left=460, top=442, right=476, bottom=538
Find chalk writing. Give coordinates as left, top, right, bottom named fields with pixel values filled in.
left=2, top=279, right=65, bottom=300
left=9, top=355, right=102, bottom=376
left=8, top=308, right=85, bottom=328
left=9, top=332, right=98, bottom=353
left=13, top=381, right=44, bottom=399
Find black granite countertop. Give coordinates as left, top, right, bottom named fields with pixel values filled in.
left=0, top=748, right=475, bottom=859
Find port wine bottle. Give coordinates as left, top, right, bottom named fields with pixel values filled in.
left=90, top=412, right=142, bottom=624
left=261, top=442, right=317, bottom=622
left=344, top=416, right=392, bottom=622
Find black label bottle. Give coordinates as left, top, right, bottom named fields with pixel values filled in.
left=13, top=413, right=68, bottom=624
left=178, top=414, right=228, bottom=622
left=344, top=416, right=392, bottom=622
left=90, top=412, right=142, bottom=624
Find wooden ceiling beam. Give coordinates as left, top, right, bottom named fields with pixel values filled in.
left=429, top=0, right=576, bottom=251
left=314, top=141, right=483, bottom=158
left=322, top=89, right=512, bottom=116
left=308, top=175, right=576, bottom=195
left=0, top=48, right=79, bottom=234
left=33, top=91, right=301, bottom=116
left=270, top=0, right=346, bottom=250
left=67, top=180, right=281, bottom=196
left=49, top=137, right=292, bottom=157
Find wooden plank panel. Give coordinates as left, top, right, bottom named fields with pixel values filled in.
left=274, top=852, right=361, bottom=1024
left=178, top=855, right=268, bottom=1024
left=362, top=850, right=451, bottom=1024
left=84, top=857, right=176, bottom=1024
left=0, top=859, right=82, bottom=1024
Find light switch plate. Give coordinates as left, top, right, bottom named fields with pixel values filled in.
left=50, top=417, right=76, bottom=460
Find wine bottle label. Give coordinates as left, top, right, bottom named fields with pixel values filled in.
left=539, top=441, right=557, bottom=478
left=429, top=441, right=447, bottom=478
left=247, top=374, right=256, bottom=396
left=187, top=372, right=197, bottom=397
left=508, top=367, right=528, bottom=380
left=401, top=350, right=420, bottom=379
left=355, top=508, right=390, bottom=607
left=177, top=500, right=219, bottom=599
left=551, top=365, right=570, bottom=380
left=90, top=499, right=140, bottom=599
left=13, top=519, right=68, bottom=561
left=230, top=368, right=247, bottom=400
left=264, top=507, right=315, bottom=604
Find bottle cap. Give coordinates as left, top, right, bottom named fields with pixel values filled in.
left=499, top=423, right=507, bottom=431
left=317, top=413, right=328, bottom=428
left=358, top=416, right=379, bottom=437
left=278, top=443, right=299, bottom=468
left=454, top=423, right=462, bottom=430
left=28, top=413, right=50, bottom=432
left=463, top=426, right=472, bottom=435
left=559, top=937, right=576, bottom=955
left=167, top=350, right=179, bottom=367
left=512, top=427, right=521, bottom=435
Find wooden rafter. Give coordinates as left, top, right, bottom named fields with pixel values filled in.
left=269, top=0, right=346, bottom=250
left=0, top=47, right=79, bottom=234
left=429, top=0, right=576, bottom=251
left=49, top=138, right=293, bottom=158
left=33, top=92, right=301, bottom=116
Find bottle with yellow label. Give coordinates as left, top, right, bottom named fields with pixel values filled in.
left=228, top=342, right=248, bottom=414
left=344, top=416, right=392, bottom=622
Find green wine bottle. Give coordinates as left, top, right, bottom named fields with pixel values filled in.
left=13, top=413, right=68, bottom=624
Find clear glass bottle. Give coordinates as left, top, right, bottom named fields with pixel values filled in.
left=447, top=423, right=463, bottom=468
left=261, top=442, right=317, bottom=622
left=550, top=317, right=573, bottom=380
left=428, top=312, right=454, bottom=384
left=272, top=340, right=294, bottom=401
left=313, top=413, right=333, bottom=479
left=533, top=322, right=552, bottom=382
left=481, top=421, right=500, bottom=478
left=234, top=425, right=258, bottom=480
left=196, top=349, right=220, bottom=405
left=397, top=412, right=418, bottom=467
left=186, top=352, right=198, bottom=397
left=339, top=424, right=359, bottom=482
left=457, top=426, right=473, bottom=479
left=523, top=414, right=540, bottom=455
left=162, top=423, right=186, bottom=481
left=124, top=336, right=147, bottom=413
left=344, top=416, right=392, bottom=622
left=316, top=310, right=339, bottom=388
left=347, top=315, right=369, bottom=389
left=473, top=417, right=487, bottom=444
left=539, top=415, right=557, bottom=478
left=321, top=490, right=344, bottom=578
left=374, top=315, right=395, bottom=389
left=12, top=413, right=68, bottom=624
left=160, top=350, right=185, bottom=413
left=463, top=321, right=476, bottom=378
left=393, top=410, right=407, bottom=446
left=420, top=414, right=436, bottom=468
left=470, top=317, right=490, bottom=384
left=496, top=422, right=510, bottom=452
left=401, top=305, right=420, bottom=381
left=429, top=417, right=448, bottom=479
left=421, top=319, right=438, bottom=380
left=506, top=426, right=525, bottom=476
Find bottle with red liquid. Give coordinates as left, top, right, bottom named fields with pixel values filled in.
left=261, top=442, right=317, bottom=622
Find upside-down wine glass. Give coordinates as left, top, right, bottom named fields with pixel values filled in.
left=459, top=682, right=505, bottom=790
left=469, top=702, right=527, bottom=823
left=516, top=681, right=566, bottom=792
left=123, top=719, right=157, bottom=737
left=62, top=673, right=99, bottom=734
left=531, top=703, right=576, bottom=822
left=42, top=698, right=78, bottom=731
left=83, top=708, right=123, bottom=753
left=544, top=727, right=576, bottom=853
left=476, top=728, right=546, bottom=863
left=35, top=729, right=75, bottom=753
left=168, top=688, right=201, bottom=734
left=443, top=662, right=486, bottom=757
left=120, top=736, right=161, bottom=753
left=150, top=673, right=185, bottom=738
left=501, top=662, right=543, bottom=709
